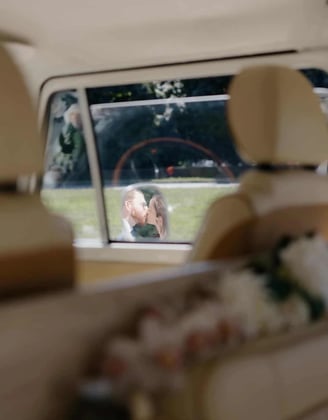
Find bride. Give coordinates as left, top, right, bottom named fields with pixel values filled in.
left=147, top=193, right=169, bottom=239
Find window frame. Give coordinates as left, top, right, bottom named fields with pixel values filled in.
left=38, top=48, right=328, bottom=263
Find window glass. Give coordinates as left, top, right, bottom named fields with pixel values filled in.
left=41, top=91, right=99, bottom=240
left=87, top=76, right=248, bottom=243
left=42, top=69, right=328, bottom=245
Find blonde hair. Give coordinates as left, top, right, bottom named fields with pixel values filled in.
left=121, top=187, right=143, bottom=209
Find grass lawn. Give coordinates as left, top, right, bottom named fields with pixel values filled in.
left=42, top=184, right=237, bottom=242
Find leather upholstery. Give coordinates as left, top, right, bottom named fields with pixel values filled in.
left=0, top=44, right=42, bottom=181
left=190, top=65, right=328, bottom=262
left=0, top=43, right=74, bottom=297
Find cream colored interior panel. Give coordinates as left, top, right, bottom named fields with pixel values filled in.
left=274, top=336, right=328, bottom=418
left=200, top=331, right=328, bottom=420
left=77, top=260, right=176, bottom=284
left=204, top=356, right=282, bottom=420
left=158, top=321, right=328, bottom=420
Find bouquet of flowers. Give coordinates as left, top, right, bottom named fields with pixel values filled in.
left=69, top=232, right=328, bottom=420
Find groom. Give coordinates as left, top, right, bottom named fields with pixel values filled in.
left=118, top=188, right=148, bottom=241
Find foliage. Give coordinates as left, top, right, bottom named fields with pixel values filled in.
left=85, top=74, right=247, bottom=187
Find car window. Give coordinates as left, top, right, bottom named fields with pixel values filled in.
left=41, top=91, right=100, bottom=241
left=87, top=78, right=246, bottom=243
left=41, top=69, right=328, bottom=244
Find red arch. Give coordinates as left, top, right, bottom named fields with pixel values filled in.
left=112, top=137, right=235, bottom=185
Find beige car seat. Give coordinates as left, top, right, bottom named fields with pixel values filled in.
left=190, top=65, right=328, bottom=261
left=0, top=43, right=75, bottom=297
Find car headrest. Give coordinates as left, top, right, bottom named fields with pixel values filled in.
left=0, top=43, right=42, bottom=182
left=228, top=65, right=328, bottom=165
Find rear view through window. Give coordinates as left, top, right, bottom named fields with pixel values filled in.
left=42, top=69, right=328, bottom=244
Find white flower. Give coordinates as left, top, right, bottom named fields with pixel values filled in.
left=139, top=315, right=184, bottom=355
left=105, top=337, right=171, bottom=392
left=103, top=337, right=142, bottom=392
left=179, top=302, right=222, bottom=338
left=218, top=270, right=284, bottom=337
left=280, top=295, right=310, bottom=329
left=280, top=235, right=328, bottom=304
left=105, top=337, right=141, bottom=364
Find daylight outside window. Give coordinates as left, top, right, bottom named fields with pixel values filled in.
left=88, top=93, right=245, bottom=242
left=41, top=69, right=328, bottom=244
left=42, top=90, right=98, bottom=241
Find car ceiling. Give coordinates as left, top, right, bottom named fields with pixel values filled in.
left=0, top=0, right=328, bottom=96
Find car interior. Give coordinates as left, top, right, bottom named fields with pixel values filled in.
left=1, top=0, right=328, bottom=419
